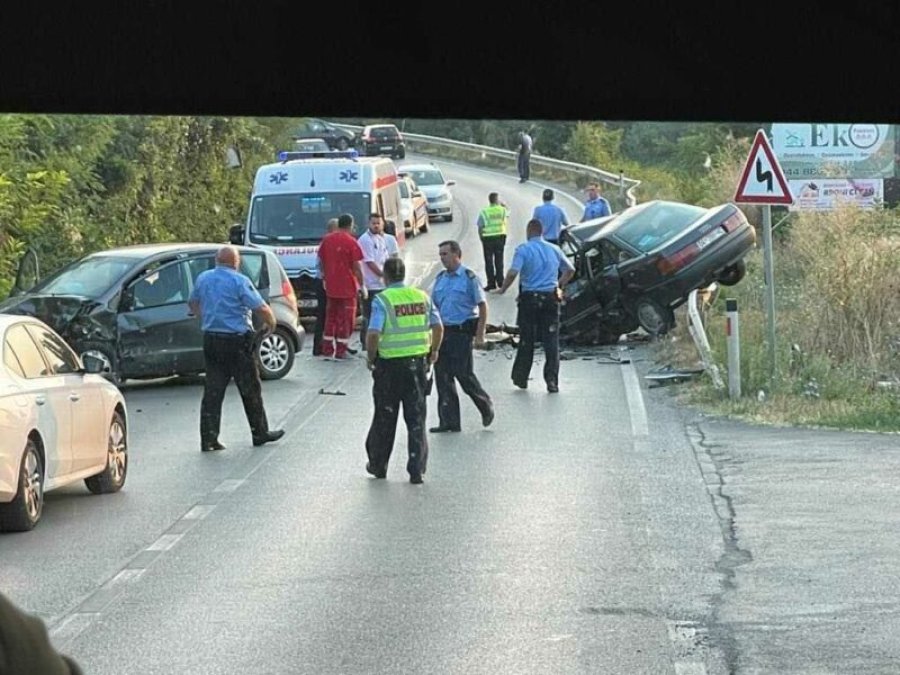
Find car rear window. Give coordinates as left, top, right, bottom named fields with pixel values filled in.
left=370, top=127, right=399, bottom=138
left=613, top=202, right=707, bottom=252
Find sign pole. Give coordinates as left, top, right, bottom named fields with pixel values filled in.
left=761, top=205, right=777, bottom=386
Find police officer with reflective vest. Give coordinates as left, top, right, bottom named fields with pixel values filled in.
left=188, top=245, right=285, bottom=452
left=496, top=219, right=575, bottom=393
left=429, top=239, right=494, bottom=433
left=365, top=257, right=443, bottom=484
left=476, top=192, right=510, bottom=291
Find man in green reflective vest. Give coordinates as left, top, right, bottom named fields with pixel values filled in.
left=476, top=191, right=510, bottom=291
left=365, top=257, right=444, bottom=484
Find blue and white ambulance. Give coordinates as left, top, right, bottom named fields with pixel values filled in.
left=229, top=150, right=405, bottom=313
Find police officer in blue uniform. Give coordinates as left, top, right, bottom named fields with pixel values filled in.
left=429, top=240, right=494, bottom=433
left=188, top=245, right=285, bottom=452
left=496, top=219, right=575, bottom=392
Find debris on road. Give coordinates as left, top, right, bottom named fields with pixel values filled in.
left=318, top=388, right=347, bottom=396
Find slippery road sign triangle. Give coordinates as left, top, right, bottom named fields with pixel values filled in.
left=734, top=130, right=793, bottom=205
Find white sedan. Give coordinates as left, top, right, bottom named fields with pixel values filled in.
left=0, top=315, right=128, bottom=532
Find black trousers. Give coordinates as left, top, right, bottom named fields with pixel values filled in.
left=365, top=356, right=429, bottom=477
left=435, top=326, right=493, bottom=428
left=359, top=288, right=383, bottom=347
left=481, top=235, right=506, bottom=289
left=312, top=278, right=327, bottom=356
left=200, top=332, right=270, bottom=445
left=511, top=291, right=561, bottom=387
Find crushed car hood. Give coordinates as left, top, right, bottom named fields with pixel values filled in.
left=0, top=293, right=102, bottom=337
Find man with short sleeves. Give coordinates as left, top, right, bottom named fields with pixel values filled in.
left=188, top=245, right=284, bottom=451
left=317, top=213, right=367, bottom=359
left=496, top=219, right=575, bottom=393
left=532, top=188, right=571, bottom=246
left=357, top=212, right=400, bottom=346
left=581, top=182, right=611, bottom=222
left=364, top=257, right=443, bottom=484
left=429, top=240, right=494, bottom=433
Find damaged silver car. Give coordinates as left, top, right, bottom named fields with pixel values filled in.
left=0, top=244, right=305, bottom=385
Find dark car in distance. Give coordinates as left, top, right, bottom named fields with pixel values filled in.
left=559, top=199, right=756, bottom=343
left=359, top=124, right=406, bottom=159
left=292, top=118, right=357, bottom=151
left=0, top=244, right=306, bottom=384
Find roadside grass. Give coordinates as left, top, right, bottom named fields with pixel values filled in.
left=651, top=205, right=900, bottom=433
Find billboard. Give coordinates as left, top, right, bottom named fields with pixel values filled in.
left=771, top=124, right=895, bottom=179
left=788, top=178, right=884, bottom=211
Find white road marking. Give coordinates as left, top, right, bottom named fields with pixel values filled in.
left=182, top=504, right=217, bottom=520
left=622, top=360, right=649, bottom=437
left=49, top=612, right=98, bottom=644
left=212, top=478, right=245, bottom=493
left=146, top=533, right=184, bottom=551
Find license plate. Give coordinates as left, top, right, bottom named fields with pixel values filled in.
left=696, top=227, right=725, bottom=250
left=298, top=299, right=317, bottom=308
left=380, top=145, right=392, bottom=151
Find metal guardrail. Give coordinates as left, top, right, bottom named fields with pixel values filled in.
left=329, top=123, right=641, bottom=211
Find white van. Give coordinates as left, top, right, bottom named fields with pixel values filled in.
left=229, top=150, right=405, bottom=312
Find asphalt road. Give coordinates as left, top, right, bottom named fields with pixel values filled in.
left=1, top=156, right=899, bottom=674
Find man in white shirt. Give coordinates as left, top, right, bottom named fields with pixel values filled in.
left=357, top=212, right=400, bottom=346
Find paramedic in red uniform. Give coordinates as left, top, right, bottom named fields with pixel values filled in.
left=317, top=213, right=367, bottom=359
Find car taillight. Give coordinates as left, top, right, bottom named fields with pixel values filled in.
left=281, top=278, right=297, bottom=309
left=721, top=211, right=745, bottom=232
left=656, top=246, right=700, bottom=275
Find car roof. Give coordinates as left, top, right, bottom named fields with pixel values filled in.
left=365, top=124, right=399, bottom=130
left=398, top=163, right=441, bottom=172
left=81, top=243, right=267, bottom=260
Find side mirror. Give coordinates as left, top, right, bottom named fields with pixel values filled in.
left=82, top=355, right=107, bottom=374
left=228, top=224, right=245, bottom=245
left=446, top=180, right=456, bottom=187
left=11, top=248, right=40, bottom=297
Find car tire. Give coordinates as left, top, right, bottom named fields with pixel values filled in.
left=85, top=411, right=128, bottom=495
left=404, top=220, right=415, bottom=237
left=634, top=296, right=675, bottom=336
left=444, top=213, right=453, bottom=223
left=717, top=259, right=747, bottom=286
left=336, top=138, right=349, bottom=151
left=420, top=219, right=429, bottom=233
left=258, top=327, right=295, bottom=380
left=79, top=341, right=122, bottom=387
left=0, top=438, right=44, bottom=532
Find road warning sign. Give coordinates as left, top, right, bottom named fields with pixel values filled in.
left=734, top=130, right=793, bottom=205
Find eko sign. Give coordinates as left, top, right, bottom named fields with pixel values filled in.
left=770, top=124, right=895, bottom=179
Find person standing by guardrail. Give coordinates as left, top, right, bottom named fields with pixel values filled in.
left=312, top=217, right=339, bottom=356
left=580, top=182, right=611, bottom=222
left=476, top=192, right=510, bottom=291
left=495, top=219, right=575, bottom=393
left=516, top=130, right=533, bottom=183
left=532, top=188, right=571, bottom=246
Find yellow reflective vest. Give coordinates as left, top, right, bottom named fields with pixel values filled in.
left=376, top=286, right=432, bottom=358
left=479, top=204, right=508, bottom=238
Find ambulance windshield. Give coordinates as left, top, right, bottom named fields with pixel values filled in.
left=248, top=193, right=371, bottom=244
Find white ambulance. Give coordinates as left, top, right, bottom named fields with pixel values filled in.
left=229, top=150, right=405, bottom=312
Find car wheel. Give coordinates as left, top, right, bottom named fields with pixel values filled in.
left=419, top=219, right=429, bottom=233
left=717, top=259, right=747, bottom=286
left=80, top=341, right=122, bottom=387
left=444, top=213, right=453, bottom=222
left=634, top=297, right=675, bottom=336
left=258, top=328, right=295, bottom=380
left=0, top=438, right=44, bottom=532
left=404, top=220, right=415, bottom=237
left=336, top=138, right=349, bottom=151
left=85, top=411, right=128, bottom=495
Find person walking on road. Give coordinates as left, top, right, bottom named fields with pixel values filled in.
left=357, top=212, right=400, bottom=347
left=532, top=188, right=571, bottom=246
left=364, top=257, right=443, bottom=484
left=317, top=213, right=367, bottom=360
left=188, top=245, right=285, bottom=451
left=428, top=240, right=494, bottom=433
left=312, top=217, right=339, bottom=356
left=516, top=130, right=533, bottom=183
left=476, top=192, right=510, bottom=291
left=495, top=219, right=575, bottom=393
left=580, top=182, right=611, bottom=222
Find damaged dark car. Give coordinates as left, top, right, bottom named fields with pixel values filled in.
left=0, top=243, right=305, bottom=385
left=559, top=199, right=756, bottom=344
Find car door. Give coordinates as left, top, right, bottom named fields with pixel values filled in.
left=117, top=258, right=196, bottom=378
left=25, top=323, right=104, bottom=474
left=4, top=324, right=73, bottom=479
